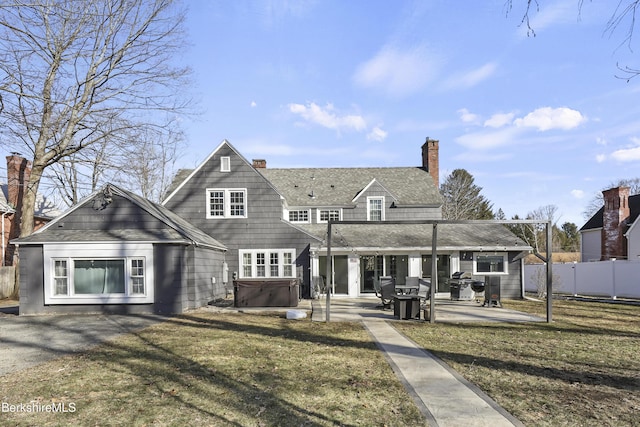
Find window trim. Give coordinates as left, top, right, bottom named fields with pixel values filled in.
left=238, top=249, right=296, bottom=279
left=367, top=196, right=385, bottom=221
left=288, top=209, right=310, bottom=224
left=317, top=208, right=342, bottom=224
left=220, top=156, right=231, bottom=172
left=473, top=252, right=509, bottom=275
left=206, top=188, right=248, bottom=219
left=43, top=243, right=154, bottom=304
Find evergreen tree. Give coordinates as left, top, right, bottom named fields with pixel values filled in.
left=440, top=169, right=494, bottom=220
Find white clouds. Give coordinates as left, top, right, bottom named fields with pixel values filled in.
left=514, top=107, right=586, bottom=131
left=444, top=62, right=498, bottom=90
left=484, top=112, right=515, bottom=128
left=454, top=106, right=586, bottom=154
left=288, top=101, right=386, bottom=141
left=353, top=45, right=441, bottom=97
left=250, top=100, right=257, bottom=108
left=455, top=126, right=522, bottom=150
left=571, top=189, right=585, bottom=199
left=458, top=108, right=480, bottom=124
left=610, top=146, right=640, bottom=162
left=596, top=154, right=607, bottom=163
left=367, top=126, right=388, bottom=142
left=288, top=102, right=367, bottom=132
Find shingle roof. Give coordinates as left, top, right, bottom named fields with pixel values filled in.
left=14, top=184, right=226, bottom=250
left=0, top=185, right=14, bottom=213
left=299, top=223, right=529, bottom=250
left=580, top=194, right=640, bottom=231
left=258, top=167, right=442, bottom=207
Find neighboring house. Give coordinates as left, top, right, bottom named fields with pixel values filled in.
left=580, top=186, right=640, bottom=261
left=164, top=139, right=531, bottom=299
left=12, top=184, right=227, bottom=315
left=1, top=154, right=55, bottom=266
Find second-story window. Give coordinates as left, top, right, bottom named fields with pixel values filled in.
left=318, top=209, right=341, bottom=223
left=288, top=210, right=309, bottom=223
left=367, top=197, right=384, bottom=221
left=206, top=189, right=247, bottom=218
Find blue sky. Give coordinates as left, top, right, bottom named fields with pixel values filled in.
left=178, top=0, right=640, bottom=226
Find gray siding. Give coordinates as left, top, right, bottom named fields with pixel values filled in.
left=58, top=194, right=178, bottom=233
left=458, top=251, right=523, bottom=299
left=164, top=143, right=318, bottom=297
left=345, top=182, right=441, bottom=222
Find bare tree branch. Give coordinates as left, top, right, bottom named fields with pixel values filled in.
left=0, top=0, right=193, bottom=235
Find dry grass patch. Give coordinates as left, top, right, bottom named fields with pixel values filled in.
left=0, top=311, right=426, bottom=427
left=395, top=299, right=640, bottom=427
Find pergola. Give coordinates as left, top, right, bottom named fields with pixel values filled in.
left=324, top=219, right=554, bottom=323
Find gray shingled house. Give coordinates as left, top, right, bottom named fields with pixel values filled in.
left=13, top=184, right=227, bottom=315
left=163, top=139, right=531, bottom=299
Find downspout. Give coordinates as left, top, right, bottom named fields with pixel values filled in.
left=1, top=211, right=7, bottom=267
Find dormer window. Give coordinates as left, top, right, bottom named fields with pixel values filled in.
left=367, top=197, right=384, bottom=221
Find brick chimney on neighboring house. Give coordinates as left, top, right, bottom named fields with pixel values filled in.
left=252, top=159, right=267, bottom=169
left=421, top=137, right=439, bottom=188
left=601, top=186, right=630, bottom=260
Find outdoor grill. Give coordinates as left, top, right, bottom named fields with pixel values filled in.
left=449, top=272, right=484, bottom=301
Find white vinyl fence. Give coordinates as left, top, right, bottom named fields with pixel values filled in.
left=524, top=260, right=640, bottom=299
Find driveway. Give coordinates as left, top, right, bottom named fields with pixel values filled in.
left=0, top=304, right=167, bottom=376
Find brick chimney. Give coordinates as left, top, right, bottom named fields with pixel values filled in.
left=601, top=186, right=630, bottom=260
left=6, top=154, right=31, bottom=210
left=421, top=138, right=439, bottom=188
left=252, top=159, right=267, bottom=169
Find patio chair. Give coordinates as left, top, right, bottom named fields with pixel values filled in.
left=312, top=276, right=325, bottom=299
left=378, top=276, right=397, bottom=309
left=417, top=278, right=431, bottom=320
left=404, top=276, right=420, bottom=294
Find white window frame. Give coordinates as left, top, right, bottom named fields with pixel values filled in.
left=238, top=249, right=296, bottom=278
left=473, top=252, right=509, bottom=275
left=317, top=209, right=342, bottom=224
left=367, top=196, right=385, bottom=221
left=43, top=243, right=154, bottom=304
left=220, top=156, right=231, bottom=172
left=206, top=188, right=248, bottom=219
left=288, top=209, right=310, bottom=223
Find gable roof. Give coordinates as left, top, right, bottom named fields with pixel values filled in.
left=258, top=167, right=442, bottom=207
left=580, top=193, right=640, bottom=231
left=13, top=184, right=226, bottom=250
left=162, top=139, right=284, bottom=205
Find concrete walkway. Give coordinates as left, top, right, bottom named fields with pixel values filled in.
left=311, top=297, right=535, bottom=426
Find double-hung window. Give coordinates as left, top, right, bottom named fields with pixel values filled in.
left=239, top=249, right=296, bottom=278
left=206, top=188, right=247, bottom=218
left=367, top=197, right=384, bottom=221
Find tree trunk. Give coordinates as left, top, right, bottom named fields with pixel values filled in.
left=18, top=163, right=44, bottom=237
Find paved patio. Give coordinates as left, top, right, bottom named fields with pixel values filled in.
left=310, top=296, right=546, bottom=323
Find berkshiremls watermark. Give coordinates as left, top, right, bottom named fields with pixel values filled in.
left=2, top=401, right=76, bottom=413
